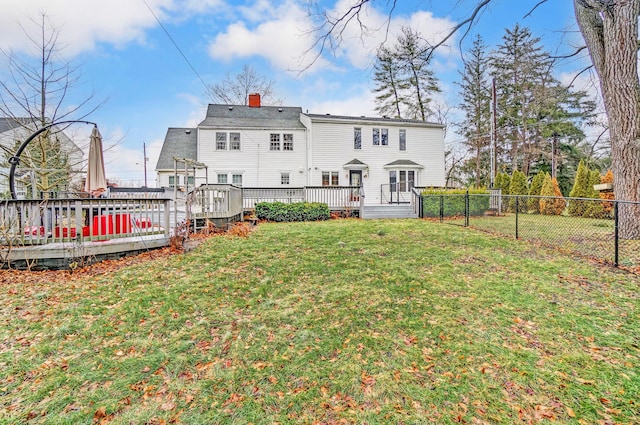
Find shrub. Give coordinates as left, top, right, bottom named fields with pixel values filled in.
left=599, top=170, right=614, bottom=213
left=539, top=176, right=565, bottom=215
left=568, top=160, right=590, bottom=216
left=528, top=171, right=546, bottom=213
left=495, top=172, right=511, bottom=195
left=421, top=188, right=490, bottom=217
left=508, top=170, right=528, bottom=212
left=583, top=170, right=605, bottom=218
left=255, top=202, right=330, bottom=222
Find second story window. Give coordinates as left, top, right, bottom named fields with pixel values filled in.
left=216, top=132, right=227, bottom=150
left=230, top=132, right=241, bottom=150
left=381, top=128, right=388, bottom=145
left=399, top=129, right=406, bottom=151
left=354, top=127, right=361, bottom=150
left=373, top=128, right=380, bottom=145
left=283, top=134, right=294, bottom=151
left=270, top=134, right=281, bottom=151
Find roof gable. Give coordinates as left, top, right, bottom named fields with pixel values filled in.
left=155, top=127, right=197, bottom=170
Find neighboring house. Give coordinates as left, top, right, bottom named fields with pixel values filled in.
left=156, top=94, right=445, bottom=204
left=0, top=117, right=84, bottom=197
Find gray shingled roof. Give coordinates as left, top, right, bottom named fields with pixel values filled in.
left=198, top=104, right=305, bottom=129
left=384, top=159, right=424, bottom=168
left=306, top=113, right=444, bottom=128
left=156, top=128, right=197, bottom=170
left=0, top=117, right=33, bottom=133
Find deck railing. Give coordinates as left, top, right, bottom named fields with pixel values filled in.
left=0, top=197, right=171, bottom=247
left=242, top=186, right=362, bottom=213
left=190, top=184, right=244, bottom=220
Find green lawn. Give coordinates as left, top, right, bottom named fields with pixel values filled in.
left=1, top=219, right=638, bottom=424
left=446, top=213, right=640, bottom=268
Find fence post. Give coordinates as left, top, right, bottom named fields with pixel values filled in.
left=439, top=195, right=444, bottom=223
left=515, top=196, right=519, bottom=239
left=614, top=201, right=619, bottom=267
left=465, top=191, right=469, bottom=227
left=419, top=193, right=423, bottom=218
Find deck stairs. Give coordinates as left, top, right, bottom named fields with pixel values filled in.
left=362, top=204, right=417, bottom=219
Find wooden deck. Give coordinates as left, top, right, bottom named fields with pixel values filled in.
left=1, top=185, right=367, bottom=269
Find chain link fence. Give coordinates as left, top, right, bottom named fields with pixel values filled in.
left=419, top=192, right=640, bottom=269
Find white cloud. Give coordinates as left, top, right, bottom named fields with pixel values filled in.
left=208, top=1, right=324, bottom=72
left=0, top=0, right=223, bottom=57
left=208, top=0, right=458, bottom=74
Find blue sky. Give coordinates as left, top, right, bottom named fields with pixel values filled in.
left=0, top=0, right=590, bottom=186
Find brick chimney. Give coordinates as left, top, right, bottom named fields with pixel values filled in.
left=248, top=93, right=261, bottom=107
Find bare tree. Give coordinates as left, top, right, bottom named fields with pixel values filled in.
left=0, top=13, right=103, bottom=197
left=206, top=65, right=283, bottom=106
left=308, top=0, right=640, bottom=238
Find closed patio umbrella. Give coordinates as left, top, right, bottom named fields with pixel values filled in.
left=84, top=126, right=107, bottom=197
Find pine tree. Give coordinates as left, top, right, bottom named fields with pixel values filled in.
left=490, top=25, right=594, bottom=177
left=396, top=27, right=441, bottom=121
left=457, top=35, right=491, bottom=188
left=373, top=45, right=407, bottom=118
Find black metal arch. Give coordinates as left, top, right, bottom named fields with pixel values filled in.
left=8, top=120, right=97, bottom=199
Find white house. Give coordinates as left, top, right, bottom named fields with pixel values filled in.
left=155, top=94, right=445, bottom=204
left=0, top=117, right=84, bottom=198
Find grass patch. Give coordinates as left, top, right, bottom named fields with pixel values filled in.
left=1, top=219, right=638, bottom=424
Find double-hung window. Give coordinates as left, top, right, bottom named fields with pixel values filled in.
left=399, top=129, right=406, bottom=151
left=270, top=134, right=281, bottom=151
left=283, top=134, right=294, bottom=151
left=280, top=172, right=291, bottom=185
left=373, top=128, right=380, bottom=145
left=354, top=127, right=362, bottom=150
left=381, top=128, right=389, bottom=145
left=216, top=132, right=227, bottom=150
left=232, top=173, right=243, bottom=186
left=322, top=171, right=339, bottom=186
left=217, top=173, right=228, bottom=184
left=230, top=132, right=241, bottom=150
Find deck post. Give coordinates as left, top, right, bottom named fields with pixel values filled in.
left=164, top=199, right=171, bottom=238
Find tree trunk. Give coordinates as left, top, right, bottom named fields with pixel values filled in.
left=575, top=0, right=640, bottom=239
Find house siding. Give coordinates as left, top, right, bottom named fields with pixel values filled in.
left=197, top=127, right=308, bottom=187
left=156, top=105, right=445, bottom=205
left=308, top=118, right=445, bottom=203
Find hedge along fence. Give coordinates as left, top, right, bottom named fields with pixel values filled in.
left=255, top=202, right=330, bottom=222
left=421, top=189, right=490, bottom=219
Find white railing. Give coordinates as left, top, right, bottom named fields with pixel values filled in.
left=190, top=184, right=243, bottom=220
left=242, top=186, right=363, bottom=213
left=242, top=187, right=305, bottom=210
left=0, top=197, right=171, bottom=247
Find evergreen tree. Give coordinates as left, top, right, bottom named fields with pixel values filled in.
left=528, top=171, right=546, bottom=213
left=540, top=175, right=565, bottom=215
left=508, top=170, right=528, bottom=212
left=495, top=172, right=511, bottom=195
left=371, top=27, right=441, bottom=122
left=568, top=160, right=590, bottom=216
left=584, top=170, right=605, bottom=218
left=373, top=45, right=408, bottom=118
left=396, top=27, right=441, bottom=121
left=457, top=35, right=491, bottom=188
left=490, top=25, right=594, bottom=177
